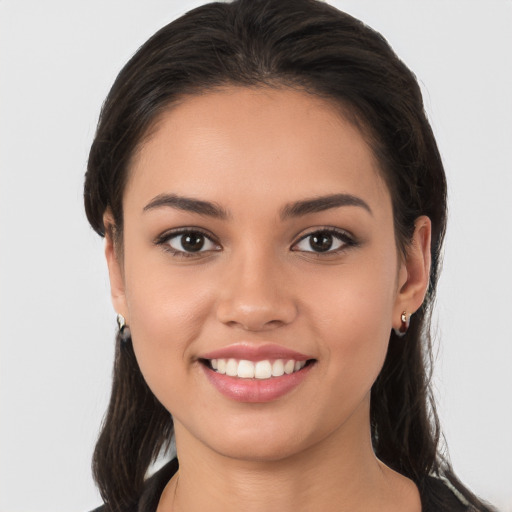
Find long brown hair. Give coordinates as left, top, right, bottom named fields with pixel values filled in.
left=84, top=1, right=493, bottom=510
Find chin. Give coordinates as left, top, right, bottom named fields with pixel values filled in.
left=178, top=409, right=335, bottom=464
left=208, top=434, right=311, bottom=463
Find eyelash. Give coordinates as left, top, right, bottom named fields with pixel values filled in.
left=154, top=227, right=357, bottom=258
left=291, top=227, right=357, bottom=256
left=155, top=228, right=220, bottom=258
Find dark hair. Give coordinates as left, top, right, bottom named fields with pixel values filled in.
left=84, top=1, right=493, bottom=511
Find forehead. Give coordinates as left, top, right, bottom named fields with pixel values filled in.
left=125, top=86, right=391, bottom=216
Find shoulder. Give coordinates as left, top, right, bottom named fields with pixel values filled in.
left=88, top=458, right=179, bottom=512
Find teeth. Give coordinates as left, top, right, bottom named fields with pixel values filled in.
left=272, top=359, right=284, bottom=377
left=237, top=360, right=255, bottom=378
left=255, top=360, right=272, bottom=379
left=284, top=360, right=295, bottom=374
left=217, top=358, right=226, bottom=374
left=208, top=358, right=308, bottom=379
left=225, top=358, right=238, bottom=377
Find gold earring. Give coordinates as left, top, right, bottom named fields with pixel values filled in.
left=394, top=311, right=410, bottom=337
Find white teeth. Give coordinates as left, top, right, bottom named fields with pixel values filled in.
left=237, top=360, right=255, bottom=378
left=217, top=358, right=226, bottom=374
left=294, top=361, right=306, bottom=371
left=208, top=358, right=309, bottom=379
left=254, top=360, right=272, bottom=379
left=271, top=359, right=284, bottom=377
left=226, top=358, right=238, bottom=377
left=284, top=360, right=295, bottom=374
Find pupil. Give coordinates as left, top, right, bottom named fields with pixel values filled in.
left=310, top=232, right=333, bottom=252
left=182, top=233, right=204, bottom=252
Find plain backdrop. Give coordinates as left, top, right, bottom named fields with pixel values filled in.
left=1, top=1, right=511, bottom=511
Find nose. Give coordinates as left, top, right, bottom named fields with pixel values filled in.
left=215, top=251, right=298, bottom=332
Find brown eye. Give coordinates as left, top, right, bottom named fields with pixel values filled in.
left=293, top=229, right=353, bottom=254
left=166, top=231, right=219, bottom=254
left=181, top=233, right=205, bottom=252
left=309, top=232, right=334, bottom=252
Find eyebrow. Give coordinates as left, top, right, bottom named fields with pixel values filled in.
left=280, top=193, right=372, bottom=219
left=143, top=192, right=372, bottom=220
left=143, top=193, right=229, bottom=219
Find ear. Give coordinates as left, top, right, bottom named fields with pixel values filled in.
left=103, top=210, right=129, bottom=321
left=393, top=215, right=432, bottom=330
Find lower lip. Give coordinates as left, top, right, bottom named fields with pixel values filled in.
left=202, top=363, right=314, bottom=403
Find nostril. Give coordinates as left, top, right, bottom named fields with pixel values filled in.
left=218, top=307, right=298, bottom=332
left=215, top=287, right=298, bottom=331
left=222, top=318, right=286, bottom=332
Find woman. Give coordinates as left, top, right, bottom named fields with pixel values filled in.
left=85, top=0, right=496, bottom=510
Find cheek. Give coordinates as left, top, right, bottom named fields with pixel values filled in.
left=122, top=254, right=216, bottom=399
left=304, top=248, right=398, bottom=335
left=303, top=250, right=398, bottom=391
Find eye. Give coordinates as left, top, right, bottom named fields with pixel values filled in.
left=292, top=228, right=354, bottom=253
left=158, top=229, right=221, bottom=257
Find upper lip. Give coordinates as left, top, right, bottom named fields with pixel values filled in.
left=199, top=342, right=313, bottom=362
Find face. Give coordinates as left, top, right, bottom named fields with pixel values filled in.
left=106, top=86, right=430, bottom=462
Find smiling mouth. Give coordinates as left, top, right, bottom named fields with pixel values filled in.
left=200, top=358, right=316, bottom=380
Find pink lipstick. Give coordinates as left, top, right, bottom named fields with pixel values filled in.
left=199, top=343, right=316, bottom=403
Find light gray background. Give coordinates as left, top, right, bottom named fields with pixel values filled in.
left=1, top=1, right=511, bottom=511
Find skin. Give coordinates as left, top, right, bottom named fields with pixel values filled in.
left=105, top=86, right=431, bottom=511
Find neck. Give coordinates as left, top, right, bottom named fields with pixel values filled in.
left=158, top=400, right=420, bottom=512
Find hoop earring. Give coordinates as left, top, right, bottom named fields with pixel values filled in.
left=393, top=311, right=410, bottom=337
left=116, top=314, right=131, bottom=342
